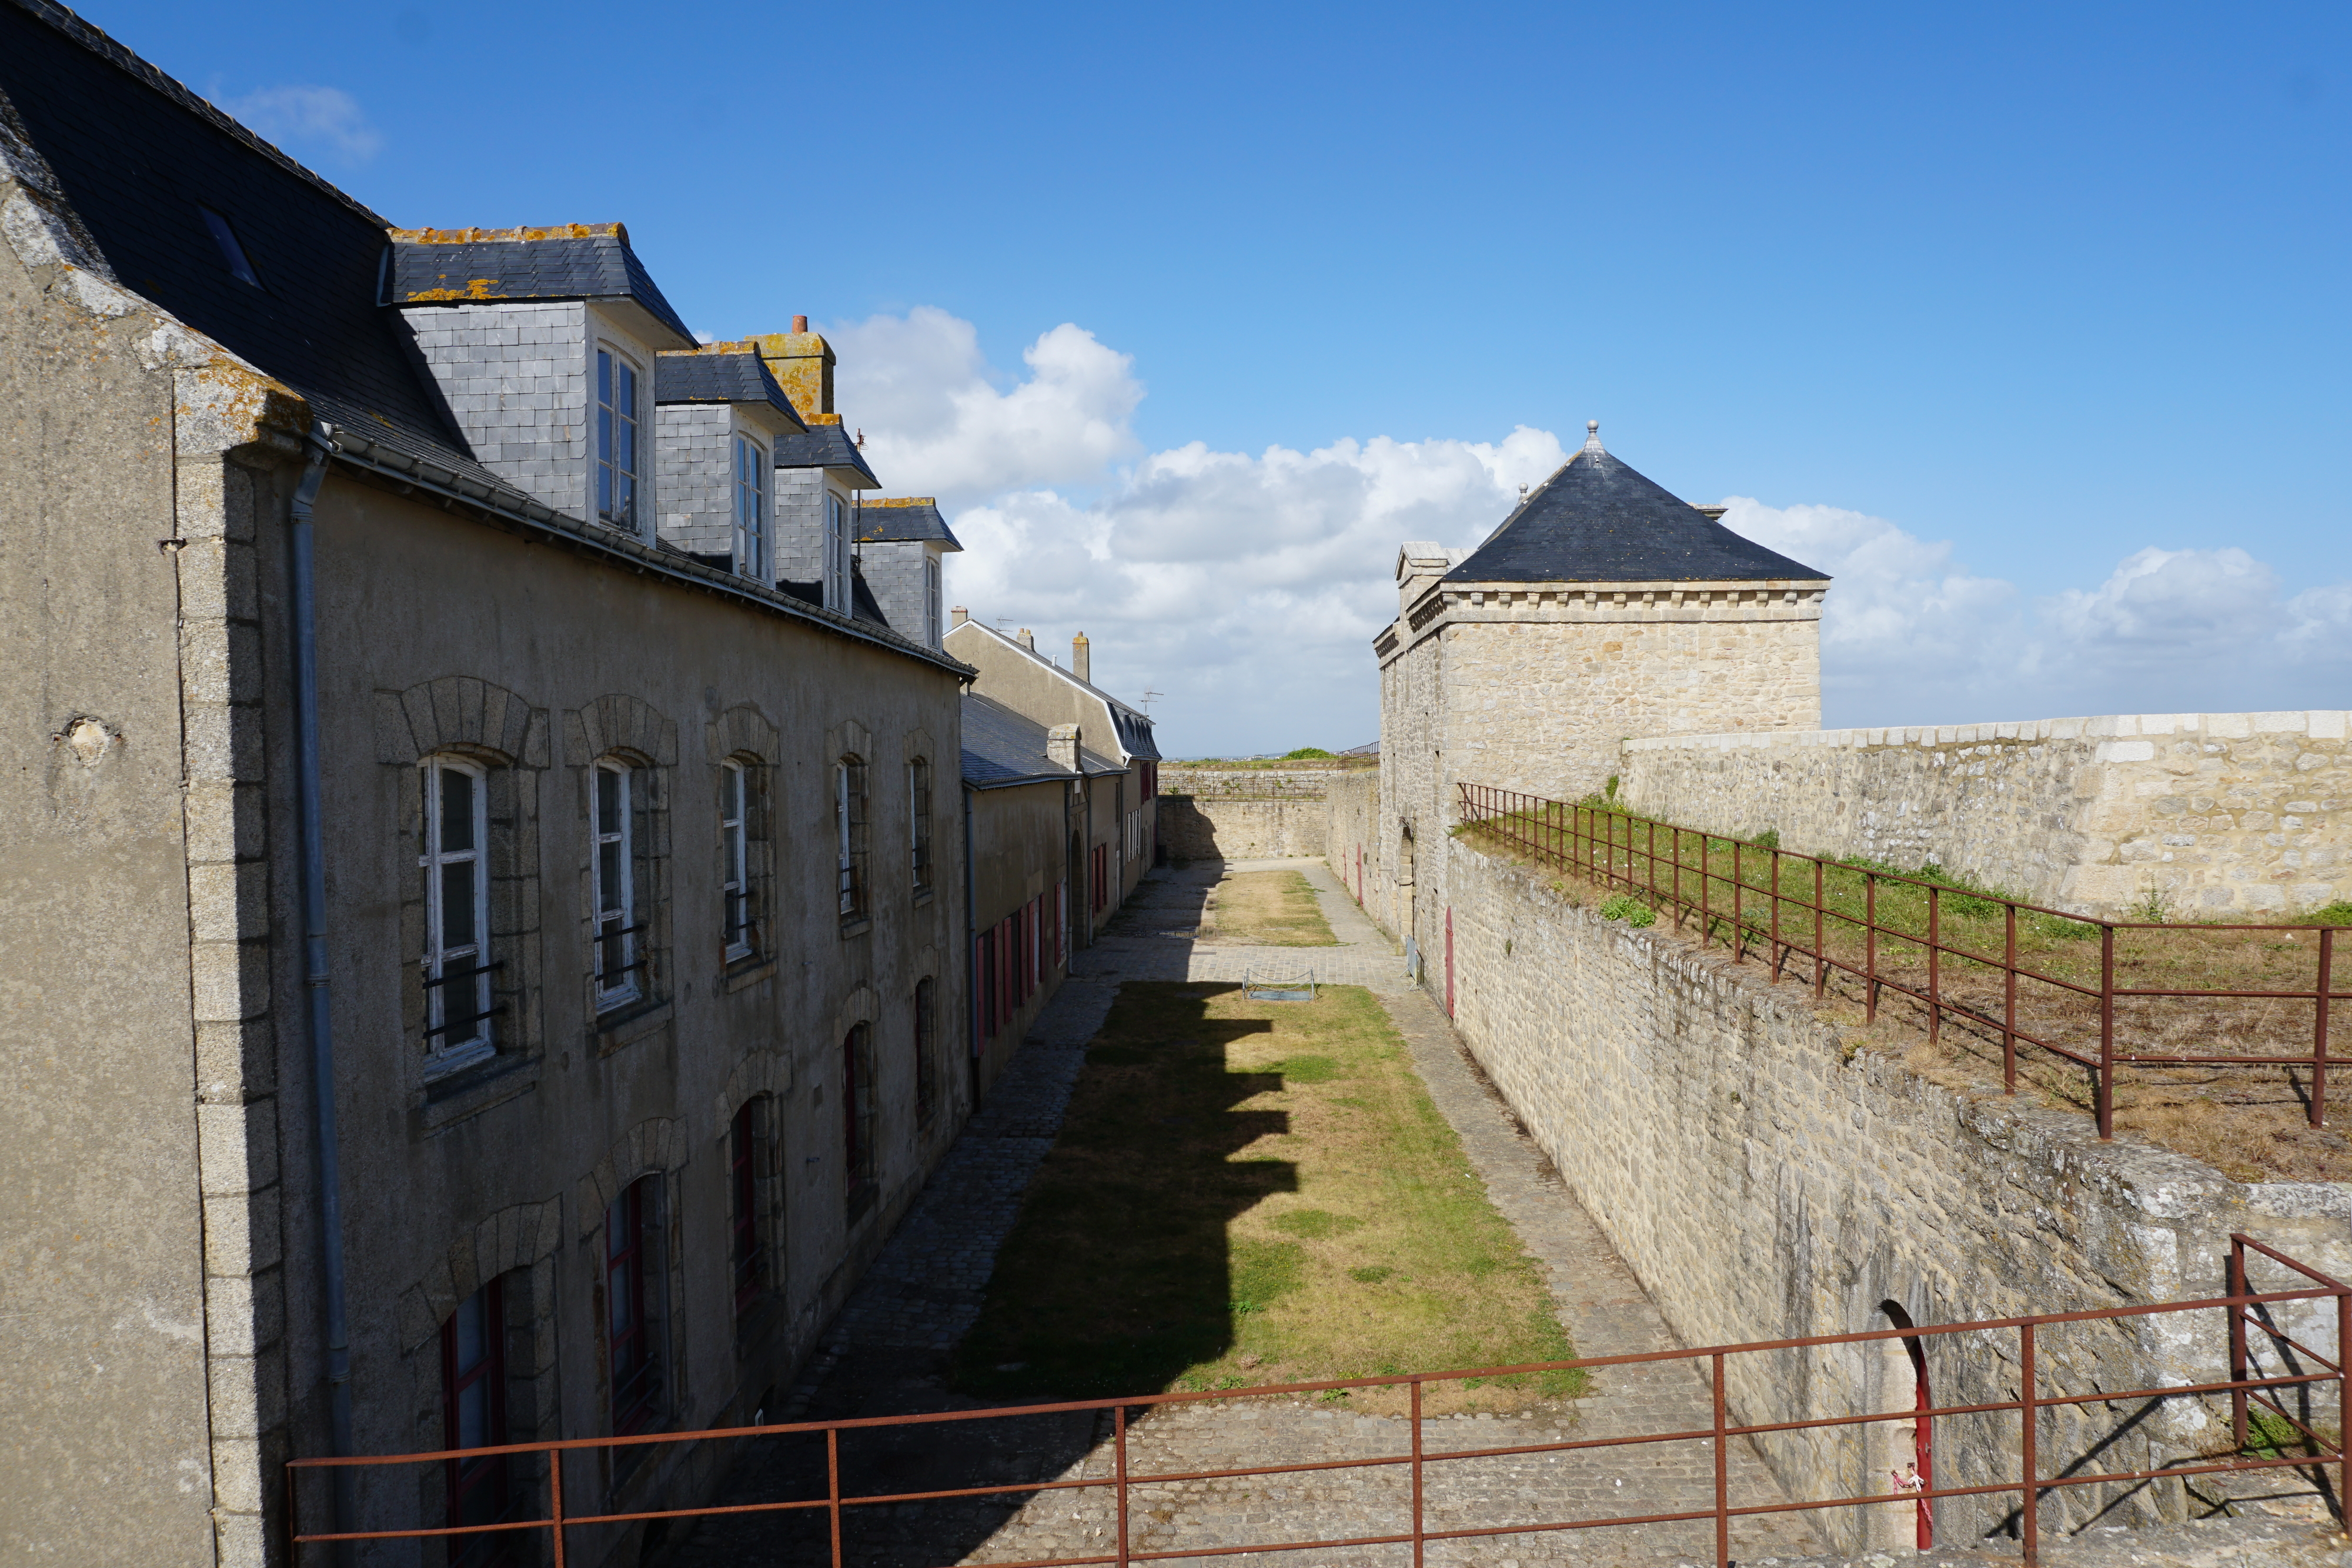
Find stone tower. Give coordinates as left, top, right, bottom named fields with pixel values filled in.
left=1373, top=423, right=1829, bottom=961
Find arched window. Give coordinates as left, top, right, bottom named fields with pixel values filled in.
left=729, top=1099, right=769, bottom=1315
left=836, top=755, right=868, bottom=922
left=913, top=978, right=937, bottom=1126
left=843, top=1024, right=877, bottom=1216
left=907, top=757, right=933, bottom=891
left=606, top=1176, right=664, bottom=1435
left=422, top=755, right=497, bottom=1074
left=720, top=760, right=752, bottom=959
left=593, top=758, right=642, bottom=1008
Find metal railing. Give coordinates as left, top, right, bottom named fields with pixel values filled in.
left=1458, top=784, right=2349, bottom=1138
left=289, top=1238, right=2347, bottom=1568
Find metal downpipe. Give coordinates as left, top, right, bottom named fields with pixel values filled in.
left=963, top=781, right=979, bottom=1106
left=289, top=422, right=358, bottom=1562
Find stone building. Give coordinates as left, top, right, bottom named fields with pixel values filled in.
left=944, top=618, right=1164, bottom=938
left=958, top=694, right=1126, bottom=1091
left=0, top=5, right=978, bottom=1563
left=854, top=498, right=961, bottom=648
left=1372, top=422, right=1829, bottom=983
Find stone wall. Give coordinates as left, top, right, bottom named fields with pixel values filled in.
left=1158, top=796, right=1327, bottom=861
left=1324, top=771, right=1385, bottom=919
left=1619, top=711, right=2352, bottom=917
left=1436, top=834, right=2352, bottom=1554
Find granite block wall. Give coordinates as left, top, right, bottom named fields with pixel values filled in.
left=1436, top=835, right=2352, bottom=1553
left=1620, top=711, right=2352, bottom=917
left=1157, top=797, right=1327, bottom=861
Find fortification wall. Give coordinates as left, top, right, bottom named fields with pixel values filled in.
left=1436, top=834, right=2352, bottom=1554
left=1157, top=797, right=1327, bottom=861
left=1324, top=771, right=1385, bottom=918
left=1619, top=711, right=2351, bottom=917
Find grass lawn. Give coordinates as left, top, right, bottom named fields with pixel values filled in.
left=1205, top=870, right=1339, bottom=946
left=953, top=981, right=1580, bottom=1413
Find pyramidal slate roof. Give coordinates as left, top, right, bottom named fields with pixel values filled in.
left=653, top=345, right=806, bottom=429
left=387, top=226, right=694, bottom=343
left=773, top=419, right=880, bottom=488
left=1446, top=425, right=1828, bottom=586
left=856, top=498, right=962, bottom=551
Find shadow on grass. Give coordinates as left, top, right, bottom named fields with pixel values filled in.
left=953, top=985, right=1294, bottom=1402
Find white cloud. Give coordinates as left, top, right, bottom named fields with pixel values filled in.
left=834, top=307, right=2352, bottom=753
left=219, top=85, right=382, bottom=163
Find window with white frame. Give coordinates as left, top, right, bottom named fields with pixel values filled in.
left=720, top=759, right=753, bottom=960
left=907, top=757, right=932, bottom=891
left=421, top=756, right=497, bottom=1072
left=733, top=436, right=767, bottom=580
left=923, top=555, right=942, bottom=646
left=593, top=759, right=641, bottom=1007
left=836, top=755, right=868, bottom=921
left=824, top=493, right=850, bottom=612
left=596, top=349, right=642, bottom=531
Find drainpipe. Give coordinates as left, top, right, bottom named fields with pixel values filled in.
left=963, top=780, right=978, bottom=1107
left=290, top=422, right=358, bottom=1559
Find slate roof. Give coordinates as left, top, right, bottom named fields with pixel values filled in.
left=1446, top=427, right=1828, bottom=586
left=773, top=420, right=881, bottom=488
left=856, top=499, right=963, bottom=551
left=653, top=347, right=806, bottom=429
left=961, top=692, right=1122, bottom=789
left=950, top=623, right=1162, bottom=763
left=388, top=227, right=694, bottom=345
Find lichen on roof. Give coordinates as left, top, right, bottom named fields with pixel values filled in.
left=387, top=222, right=625, bottom=245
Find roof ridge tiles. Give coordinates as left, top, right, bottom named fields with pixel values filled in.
left=5, top=0, right=390, bottom=229
left=391, top=223, right=626, bottom=244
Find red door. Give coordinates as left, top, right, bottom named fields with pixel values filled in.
left=1909, top=1337, right=1933, bottom=1548
left=1444, top=907, right=1455, bottom=1018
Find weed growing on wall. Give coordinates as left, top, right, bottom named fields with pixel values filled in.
left=1598, top=893, right=1656, bottom=926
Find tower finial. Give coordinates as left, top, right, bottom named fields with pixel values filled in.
left=1582, top=420, right=1605, bottom=455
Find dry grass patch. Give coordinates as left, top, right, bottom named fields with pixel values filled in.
left=954, top=982, right=1580, bottom=1412
left=1202, top=870, right=1338, bottom=947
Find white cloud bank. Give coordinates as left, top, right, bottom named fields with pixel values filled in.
left=834, top=308, right=2352, bottom=755
left=218, top=85, right=382, bottom=163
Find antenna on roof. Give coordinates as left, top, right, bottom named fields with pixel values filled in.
left=1140, top=688, right=1164, bottom=715
left=856, top=428, right=866, bottom=448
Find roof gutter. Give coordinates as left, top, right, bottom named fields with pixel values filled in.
left=322, top=428, right=973, bottom=678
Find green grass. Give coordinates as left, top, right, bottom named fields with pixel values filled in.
left=1206, top=870, right=1341, bottom=947
left=953, top=982, right=1584, bottom=1410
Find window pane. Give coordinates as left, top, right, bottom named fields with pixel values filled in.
left=618, top=360, right=636, bottom=416
left=453, top=1289, right=487, bottom=1370
left=597, top=350, right=612, bottom=408
left=615, top=470, right=634, bottom=523
left=721, top=766, right=740, bottom=822
left=597, top=768, right=622, bottom=834
left=456, top=1380, right=490, bottom=1449
left=441, top=860, right=478, bottom=949
left=598, top=841, right=623, bottom=916
left=439, top=767, right=476, bottom=854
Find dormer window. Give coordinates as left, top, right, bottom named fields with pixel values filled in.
left=597, top=349, right=642, bottom=531
left=825, top=494, right=850, bottom=613
left=734, top=436, right=768, bottom=580
left=199, top=206, right=262, bottom=289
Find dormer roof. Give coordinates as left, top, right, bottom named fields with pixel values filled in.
left=856, top=498, right=962, bottom=551
left=772, top=418, right=881, bottom=489
left=1446, top=424, right=1828, bottom=586
left=387, top=223, right=694, bottom=347
left=653, top=343, right=807, bottom=431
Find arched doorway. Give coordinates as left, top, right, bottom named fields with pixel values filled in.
left=1877, top=1299, right=1933, bottom=1550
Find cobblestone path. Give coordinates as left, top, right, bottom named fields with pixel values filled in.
left=671, top=861, right=1830, bottom=1568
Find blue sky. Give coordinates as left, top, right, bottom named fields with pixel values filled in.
left=91, top=0, right=2352, bottom=753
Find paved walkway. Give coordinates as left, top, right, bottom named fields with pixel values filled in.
left=673, top=858, right=1830, bottom=1568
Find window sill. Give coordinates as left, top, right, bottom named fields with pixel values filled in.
left=594, top=998, right=674, bottom=1058
left=414, top=1051, right=537, bottom=1137
left=723, top=955, right=779, bottom=995
left=912, top=886, right=936, bottom=908
left=838, top=917, right=873, bottom=940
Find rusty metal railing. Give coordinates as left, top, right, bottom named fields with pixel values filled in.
left=1458, top=784, right=2350, bottom=1138
left=289, top=1237, right=2347, bottom=1568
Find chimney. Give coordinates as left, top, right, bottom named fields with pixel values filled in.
left=950, top=605, right=969, bottom=627
left=1016, top=627, right=1035, bottom=651
left=1046, top=724, right=1080, bottom=771
left=749, top=325, right=836, bottom=419
left=1071, top=631, right=1090, bottom=683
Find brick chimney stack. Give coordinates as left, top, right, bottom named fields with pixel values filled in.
left=791, top=314, right=807, bottom=332
left=1071, top=631, right=1090, bottom=683
left=951, top=605, right=968, bottom=627
left=1047, top=724, right=1080, bottom=771
left=1016, top=628, right=1035, bottom=651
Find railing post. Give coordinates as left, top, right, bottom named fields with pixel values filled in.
left=1712, top=1352, right=1730, bottom=1568
left=2228, top=1241, right=2249, bottom=1456
left=548, top=1443, right=567, bottom=1568
left=827, top=1426, right=844, bottom=1568
left=2338, top=1269, right=2349, bottom=1536
left=1770, top=848, right=1783, bottom=979
left=2314, top=925, right=2332, bottom=1130
left=1732, top=841, right=1743, bottom=963
left=1673, top=825, right=1683, bottom=929
left=1411, top=1378, right=1425, bottom=1568
left=1927, top=885, right=1940, bottom=1045
left=2098, top=925, right=2116, bottom=1140
left=1866, top=874, right=1879, bottom=1025
left=2004, top=902, right=2019, bottom=1094
left=1813, top=858, right=1826, bottom=999
left=1115, top=1403, right=1130, bottom=1568
left=2020, top=1320, right=2038, bottom=1567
